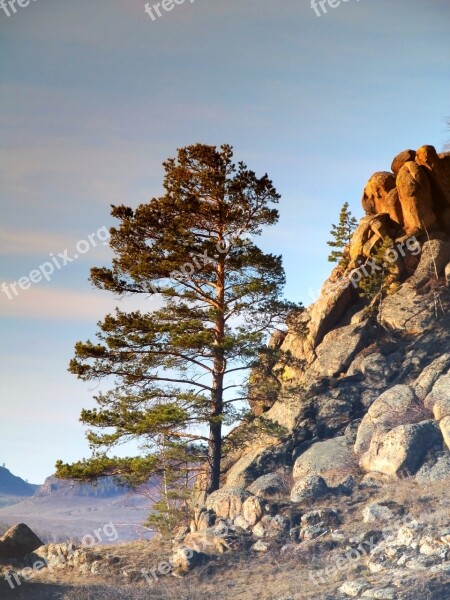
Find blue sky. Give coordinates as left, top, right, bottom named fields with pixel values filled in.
left=1, top=0, right=449, bottom=484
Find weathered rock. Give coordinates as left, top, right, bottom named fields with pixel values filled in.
left=247, top=472, right=289, bottom=499
left=362, top=172, right=397, bottom=216
left=409, top=239, right=450, bottom=288
left=340, top=580, right=370, bottom=597
left=242, top=496, right=265, bottom=526
left=252, top=540, right=269, bottom=552
left=416, top=144, right=450, bottom=208
left=205, top=488, right=250, bottom=521
left=293, top=437, right=356, bottom=486
left=396, top=161, right=437, bottom=235
left=362, top=501, right=405, bottom=524
left=360, top=420, right=442, bottom=477
left=415, top=451, right=450, bottom=482
left=171, top=547, right=206, bottom=575
left=413, top=353, right=450, bottom=401
left=0, top=524, right=43, bottom=560
left=290, top=475, right=329, bottom=503
left=191, top=508, right=216, bottom=532
left=392, top=149, right=416, bottom=175
left=301, top=508, right=342, bottom=528
left=312, top=321, right=373, bottom=378
left=182, top=530, right=231, bottom=555
left=424, top=371, right=450, bottom=414
left=439, top=417, right=450, bottom=450
left=354, top=385, right=427, bottom=454
left=380, top=283, right=435, bottom=333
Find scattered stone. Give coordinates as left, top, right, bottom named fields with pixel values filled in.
left=290, top=475, right=329, bottom=503
left=0, top=524, right=43, bottom=560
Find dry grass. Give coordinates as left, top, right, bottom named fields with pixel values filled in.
left=1, top=477, right=449, bottom=600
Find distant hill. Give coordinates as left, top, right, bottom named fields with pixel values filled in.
left=0, top=471, right=155, bottom=543
left=0, top=466, right=39, bottom=498
left=36, top=475, right=125, bottom=499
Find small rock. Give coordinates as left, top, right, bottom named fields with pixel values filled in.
left=252, top=540, right=269, bottom=552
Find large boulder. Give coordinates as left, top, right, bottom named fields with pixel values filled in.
left=409, top=239, right=450, bottom=289
left=290, top=475, right=329, bottom=503
left=415, top=144, right=450, bottom=208
left=292, top=437, right=356, bottom=486
left=360, top=420, right=442, bottom=477
left=439, top=417, right=450, bottom=450
left=413, top=353, right=450, bottom=401
left=415, top=451, right=450, bottom=482
left=354, top=385, right=428, bottom=454
left=396, top=161, right=437, bottom=235
left=0, top=524, right=43, bottom=560
left=361, top=172, right=397, bottom=216
left=311, top=321, right=374, bottom=378
left=391, top=149, right=416, bottom=176
left=205, top=488, right=250, bottom=521
left=423, top=371, right=450, bottom=417
left=247, top=473, right=289, bottom=499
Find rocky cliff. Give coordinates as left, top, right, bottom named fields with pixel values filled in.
left=173, top=145, right=450, bottom=600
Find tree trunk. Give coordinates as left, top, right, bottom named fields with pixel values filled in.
left=207, top=252, right=225, bottom=495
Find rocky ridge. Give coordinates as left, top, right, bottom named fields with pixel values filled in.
left=172, top=144, right=450, bottom=599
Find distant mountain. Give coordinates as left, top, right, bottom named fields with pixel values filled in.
left=0, top=466, right=39, bottom=497
left=35, top=475, right=125, bottom=499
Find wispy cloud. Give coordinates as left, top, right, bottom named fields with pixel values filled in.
left=0, top=286, right=161, bottom=321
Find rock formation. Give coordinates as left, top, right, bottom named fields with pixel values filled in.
left=172, top=145, right=450, bottom=598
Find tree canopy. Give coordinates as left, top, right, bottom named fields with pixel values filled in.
left=56, top=144, right=302, bottom=511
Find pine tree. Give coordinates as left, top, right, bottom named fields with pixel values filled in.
left=56, top=144, right=302, bottom=508
left=327, top=202, right=358, bottom=267
left=357, top=236, right=400, bottom=309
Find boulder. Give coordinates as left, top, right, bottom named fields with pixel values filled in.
left=182, top=527, right=233, bottom=556
left=242, top=496, right=265, bottom=526
left=247, top=472, right=288, bottom=499
left=361, top=172, right=397, bottom=216
left=312, top=321, right=374, bottom=378
left=415, top=451, right=450, bottom=482
left=205, top=488, right=250, bottom=521
left=304, top=278, right=354, bottom=351
left=391, top=149, right=416, bottom=176
left=416, top=144, right=450, bottom=208
left=354, top=385, right=428, bottom=454
left=293, top=436, right=356, bottom=486
left=362, top=501, right=405, bottom=524
left=409, top=239, right=450, bottom=288
left=290, top=475, right=329, bottom=503
left=413, top=353, right=450, bottom=401
left=380, top=283, right=434, bottom=333
left=396, top=161, right=437, bottom=235
left=439, top=416, right=450, bottom=450
left=424, top=371, right=450, bottom=414
left=0, top=524, right=43, bottom=560
left=360, top=420, right=442, bottom=477
left=171, top=546, right=207, bottom=575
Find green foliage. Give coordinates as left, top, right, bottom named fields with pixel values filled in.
left=57, top=143, right=302, bottom=528
left=327, top=202, right=358, bottom=267
left=357, top=236, right=399, bottom=308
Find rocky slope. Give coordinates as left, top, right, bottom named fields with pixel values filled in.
left=2, top=144, right=450, bottom=600
left=171, top=144, right=450, bottom=599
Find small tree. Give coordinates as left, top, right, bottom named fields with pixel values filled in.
left=327, top=202, right=358, bottom=268
left=56, top=144, right=302, bottom=514
left=358, top=236, right=399, bottom=310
